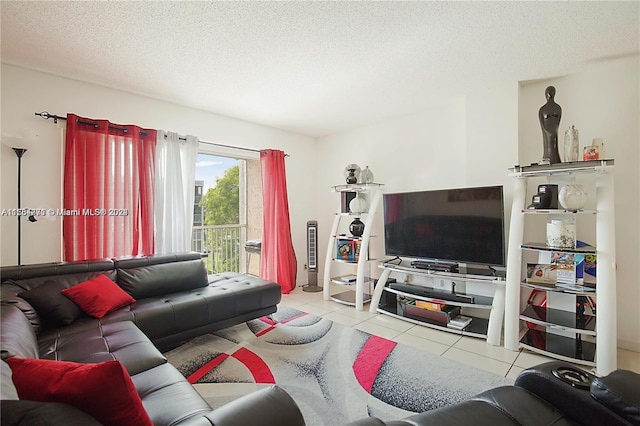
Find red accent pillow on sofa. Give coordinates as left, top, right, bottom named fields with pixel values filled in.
left=7, top=357, right=152, bottom=426
left=61, top=274, right=135, bottom=318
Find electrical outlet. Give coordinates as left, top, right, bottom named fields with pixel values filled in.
left=434, top=279, right=453, bottom=291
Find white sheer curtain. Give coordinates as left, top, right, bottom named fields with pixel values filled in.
left=155, top=131, right=198, bottom=253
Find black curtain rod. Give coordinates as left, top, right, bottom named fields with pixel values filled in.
left=166, top=134, right=288, bottom=157
left=35, top=112, right=148, bottom=136
left=35, top=111, right=66, bottom=123
left=36, top=111, right=289, bottom=157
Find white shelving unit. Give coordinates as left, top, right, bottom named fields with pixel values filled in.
left=504, top=159, right=617, bottom=375
left=323, top=183, right=383, bottom=311
left=369, top=262, right=506, bottom=346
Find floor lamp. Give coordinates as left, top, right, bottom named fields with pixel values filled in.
left=12, top=147, right=27, bottom=266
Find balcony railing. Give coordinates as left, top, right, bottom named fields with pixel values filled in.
left=192, top=224, right=244, bottom=274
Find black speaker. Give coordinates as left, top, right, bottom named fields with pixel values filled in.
left=528, top=184, right=558, bottom=209
left=341, top=192, right=356, bottom=213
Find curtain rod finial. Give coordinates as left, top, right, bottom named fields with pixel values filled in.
left=35, top=111, right=61, bottom=123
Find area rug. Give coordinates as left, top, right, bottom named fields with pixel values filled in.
left=164, top=306, right=513, bottom=425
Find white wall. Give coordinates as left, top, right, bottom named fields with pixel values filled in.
left=1, top=64, right=316, bottom=286
left=519, top=55, right=640, bottom=351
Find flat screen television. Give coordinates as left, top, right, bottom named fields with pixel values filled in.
left=383, top=185, right=506, bottom=267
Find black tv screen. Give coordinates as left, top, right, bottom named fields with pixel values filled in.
left=383, top=185, right=506, bottom=267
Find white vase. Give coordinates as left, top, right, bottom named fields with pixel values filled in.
left=349, top=193, right=367, bottom=214
left=563, top=125, right=579, bottom=162
left=546, top=218, right=576, bottom=249
left=558, top=184, right=587, bottom=210
left=360, top=166, right=374, bottom=184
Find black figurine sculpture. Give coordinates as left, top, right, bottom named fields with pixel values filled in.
left=538, top=86, right=562, bottom=164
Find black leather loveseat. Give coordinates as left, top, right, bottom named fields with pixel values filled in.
left=347, top=361, right=640, bottom=426
left=0, top=252, right=306, bottom=426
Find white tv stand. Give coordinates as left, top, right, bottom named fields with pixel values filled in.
left=369, top=260, right=506, bottom=346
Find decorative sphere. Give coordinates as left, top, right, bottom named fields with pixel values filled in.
left=349, top=194, right=367, bottom=214
left=349, top=218, right=365, bottom=237
left=346, top=169, right=358, bottom=184
left=558, top=184, right=587, bottom=210
left=344, top=164, right=361, bottom=183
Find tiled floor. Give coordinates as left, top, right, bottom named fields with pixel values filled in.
left=280, top=287, right=640, bottom=378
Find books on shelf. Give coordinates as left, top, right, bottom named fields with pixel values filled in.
left=338, top=275, right=358, bottom=283
left=447, top=315, right=473, bottom=330
left=404, top=299, right=460, bottom=326
left=527, top=251, right=596, bottom=286
left=335, top=238, right=362, bottom=262
left=525, top=263, right=557, bottom=286
left=415, top=300, right=448, bottom=311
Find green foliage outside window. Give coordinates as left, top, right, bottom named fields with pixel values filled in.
left=199, top=165, right=240, bottom=273
left=200, top=165, right=240, bottom=225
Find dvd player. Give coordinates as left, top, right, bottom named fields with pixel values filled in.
left=390, top=283, right=475, bottom=303
left=410, top=261, right=459, bottom=273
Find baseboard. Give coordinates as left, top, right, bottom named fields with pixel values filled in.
left=618, top=338, right=640, bottom=353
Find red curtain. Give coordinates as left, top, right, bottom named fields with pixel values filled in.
left=260, top=149, right=297, bottom=294
left=63, top=114, right=156, bottom=261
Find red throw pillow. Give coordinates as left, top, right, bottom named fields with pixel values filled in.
left=7, top=357, right=152, bottom=426
left=62, top=274, right=135, bottom=318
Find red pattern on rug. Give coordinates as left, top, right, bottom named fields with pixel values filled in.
left=256, top=312, right=309, bottom=337
left=188, top=353, right=229, bottom=384
left=233, top=347, right=275, bottom=383
left=187, top=313, right=312, bottom=383
left=352, top=335, right=397, bottom=392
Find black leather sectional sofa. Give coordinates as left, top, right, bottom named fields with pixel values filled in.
left=0, top=252, right=306, bottom=426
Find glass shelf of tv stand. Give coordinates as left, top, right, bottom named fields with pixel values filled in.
left=379, top=261, right=506, bottom=283
left=376, top=297, right=490, bottom=338
left=331, top=290, right=372, bottom=306
left=330, top=275, right=374, bottom=286
left=382, top=286, right=494, bottom=309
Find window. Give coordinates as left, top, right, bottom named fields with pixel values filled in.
left=193, top=152, right=262, bottom=274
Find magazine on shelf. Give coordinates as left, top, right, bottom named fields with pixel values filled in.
left=525, top=263, right=557, bottom=286
left=447, top=315, right=472, bottom=330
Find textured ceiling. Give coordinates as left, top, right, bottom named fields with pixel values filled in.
left=1, top=1, right=638, bottom=137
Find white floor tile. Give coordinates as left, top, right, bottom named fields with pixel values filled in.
left=295, top=303, right=334, bottom=317
left=404, top=324, right=462, bottom=347
left=365, top=314, right=415, bottom=333
left=618, top=348, right=640, bottom=374
left=355, top=322, right=403, bottom=340
left=306, top=298, right=352, bottom=312
left=333, top=306, right=377, bottom=321
left=323, top=311, right=366, bottom=328
left=442, top=347, right=512, bottom=377
left=452, top=336, right=519, bottom=364
left=392, top=333, right=449, bottom=356
left=505, top=365, right=525, bottom=381
left=513, top=349, right=558, bottom=369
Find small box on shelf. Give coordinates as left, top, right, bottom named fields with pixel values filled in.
left=403, top=299, right=460, bottom=326
left=415, top=300, right=448, bottom=311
